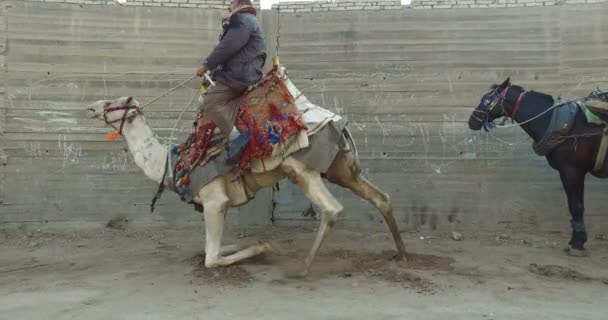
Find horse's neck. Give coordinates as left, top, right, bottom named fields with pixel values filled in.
left=121, top=117, right=167, bottom=184
left=508, top=91, right=552, bottom=142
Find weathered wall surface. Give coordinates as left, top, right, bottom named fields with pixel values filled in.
left=270, top=3, right=608, bottom=233
left=26, top=0, right=608, bottom=10
left=273, top=0, right=608, bottom=10
left=0, top=1, right=274, bottom=229
left=410, top=0, right=608, bottom=9
left=1, top=0, right=607, bottom=234
left=0, top=0, right=6, bottom=215
left=23, top=0, right=232, bottom=9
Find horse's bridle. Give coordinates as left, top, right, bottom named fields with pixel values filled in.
left=472, top=86, right=526, bottom=130
left=103, top=102, right=142, bottom=136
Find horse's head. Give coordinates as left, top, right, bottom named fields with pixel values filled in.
left=86, top=96, right=142, bottom=136
left=468, top=77, right=511, bottom=131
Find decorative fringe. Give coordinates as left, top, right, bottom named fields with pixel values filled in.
left=173, top=116, right=217, bottom=198
left=235, top=69, right=306, bottom=173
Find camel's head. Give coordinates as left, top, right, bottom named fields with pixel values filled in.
left=87, top=96, right=142, bottom=125
left=87, top=96, right=142, bottom=140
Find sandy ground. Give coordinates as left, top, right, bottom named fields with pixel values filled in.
left=1, top=224, right=608, bottom=320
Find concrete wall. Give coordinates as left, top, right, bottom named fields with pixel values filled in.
left=410, top=0, right=608, bottom=9
left=270, top=3, right=608, bottom=233
left=1, top=0, right=274, bottom=230
left=276, top=0, right=607, bottom=9
left=274, top=0, right=404, bottom=11
left=272, top=0, right=608, bottom=10
left=1, top=0, right=608, bottom=234
left=0, top=0, right=6, bottom=216
left=24, top=0, right=233, bottom=9
left=26, top=0, right=608, bottom=10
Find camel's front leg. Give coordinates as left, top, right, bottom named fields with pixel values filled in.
left=200, top=178, right=275, bottom=268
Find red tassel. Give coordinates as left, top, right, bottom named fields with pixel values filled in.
left=106, top=130, right=120, bottom=142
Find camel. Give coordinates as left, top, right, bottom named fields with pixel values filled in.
left=86, top=69, right=407, bottom=277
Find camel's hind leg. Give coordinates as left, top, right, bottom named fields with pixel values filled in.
left=203, top=244, right=240, bottom=257
left=281, top=157, right=344, bottom=277
left=326, top=151, right=408, bottom=261
left=199, top=177, right=275, bottom=268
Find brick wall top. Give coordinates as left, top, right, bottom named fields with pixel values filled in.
left=22, top=0, right=608, bottom=9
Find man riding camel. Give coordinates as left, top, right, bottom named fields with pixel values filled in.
left=196, top=0, right=267, bottom=164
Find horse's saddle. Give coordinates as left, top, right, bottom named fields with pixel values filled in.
left=533, top=90, right=608, bottom=174
left=553, top=101, right=579, bottom=134
left=578, top=90, right=608, bottom=124
left=532, top=101, right=578, bottom=156
left=582, top=99, right=608, bottom=123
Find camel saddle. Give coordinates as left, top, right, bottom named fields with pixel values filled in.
left=170, top=67, right=307, bottom=198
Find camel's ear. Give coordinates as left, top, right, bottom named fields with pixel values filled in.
left=125, top=96, right=134, bottom=105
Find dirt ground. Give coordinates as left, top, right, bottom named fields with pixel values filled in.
left=1, top=224, right=608, bottom=320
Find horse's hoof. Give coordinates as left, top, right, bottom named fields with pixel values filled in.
left=564, top=247, right=588, bottom=257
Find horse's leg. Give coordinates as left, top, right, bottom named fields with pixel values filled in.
left=558, top=167, right=588, bottom=256
left=200, top=178, right=274, bottom=268
left=281, top=158, right=344, bottom=277
left=325, top=151, right=408, bottom=261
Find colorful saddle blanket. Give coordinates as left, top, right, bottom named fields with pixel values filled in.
left=172, top=69, right=306, bottom=196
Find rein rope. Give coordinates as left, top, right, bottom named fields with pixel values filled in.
left=139, top=75, right=198, bottom=110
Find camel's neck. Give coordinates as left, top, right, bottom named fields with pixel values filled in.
left=121, top=117, right=167, bottom=184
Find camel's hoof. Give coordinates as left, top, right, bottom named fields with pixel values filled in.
left=285, top=267, right=309, bottom=279
left=220, top=246, right=240, bottom=257
left=259, top=240, right=285, bottom=256
left=393, top=256, right=409, bottom=268
left=391, top=252, right=409, bottom=266
left=391, top=252, right=406, bottom=261
left=564, top=247, right=588, bottom=257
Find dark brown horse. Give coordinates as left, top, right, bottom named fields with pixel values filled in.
left=468, top=78, right=608, bottom=256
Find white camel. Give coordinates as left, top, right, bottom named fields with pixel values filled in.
left=86, top=73, right=407, bottom=277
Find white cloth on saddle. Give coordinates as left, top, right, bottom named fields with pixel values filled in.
left=249, top=130, right=309, bottom=173
left=280, top=75, right=343, bottom=136
left=295, top=94, right=343, bottom=136
left=229, top=127, right=240, bottom=141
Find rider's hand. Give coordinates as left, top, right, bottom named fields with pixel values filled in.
left=196, top=64, right=208, bottom=77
